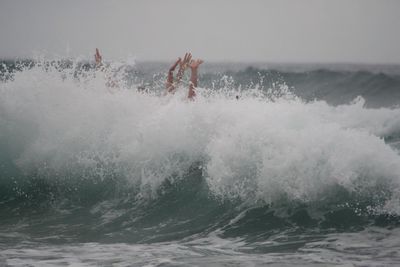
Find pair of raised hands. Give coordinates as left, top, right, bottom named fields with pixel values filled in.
left=169, top=53, right=203, bottom=72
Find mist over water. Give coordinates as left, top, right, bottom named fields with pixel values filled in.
left=1, top=59, right=400, bottom=266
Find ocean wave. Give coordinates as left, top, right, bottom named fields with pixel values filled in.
left=1, top=62, right=400, bottom=241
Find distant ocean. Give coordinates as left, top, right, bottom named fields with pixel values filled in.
left=1, top=59, right=400, bottom=266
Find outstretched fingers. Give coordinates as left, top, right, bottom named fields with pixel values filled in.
left=189, top=59, right=203, bottom=69
left=180, top=52, right=192, bottom=69
left=183, top=53, right=189, bottom=63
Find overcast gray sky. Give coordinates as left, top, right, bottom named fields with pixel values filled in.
left=1, top=0, right=399, bottom=63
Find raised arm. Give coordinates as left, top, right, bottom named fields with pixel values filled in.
left=188, top=59, right=203, bottom=99
left=95, top=48, right=102, bottom=68
left=176, top=53, right=192, bottom=84
left=166, top=58, right=181, bottom=92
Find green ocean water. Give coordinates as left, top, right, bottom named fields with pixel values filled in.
left=1, top=60, right=400, bottom=266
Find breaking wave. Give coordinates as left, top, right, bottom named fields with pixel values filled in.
left=1, top=61, right=400, bottom=244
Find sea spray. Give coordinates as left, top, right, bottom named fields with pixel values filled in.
left=1, top=61, right=400, bottom=244
left=2, top=60, right=400, bottom=266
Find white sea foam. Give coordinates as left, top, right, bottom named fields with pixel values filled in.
left=2, top=228, right=400, bottom=266
left=1, top=63, right=400, bottom=213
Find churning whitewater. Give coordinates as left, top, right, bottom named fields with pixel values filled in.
left=1, top=61, right=400, bottom=266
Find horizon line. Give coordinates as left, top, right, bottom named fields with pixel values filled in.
left=1, top=57, right=400, bottom=67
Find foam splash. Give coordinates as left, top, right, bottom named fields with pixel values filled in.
left=1, top=61, right=400, bottom=214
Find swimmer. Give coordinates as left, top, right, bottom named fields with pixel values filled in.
left=188, top=58, right=203, bottom=99
left=166, top=53, right=203, bottom=99
left=166, top=53, right=192, bottom=93
left=94, top=48, right=118, bottom=88
left=94, top=48, right=103, bottom=69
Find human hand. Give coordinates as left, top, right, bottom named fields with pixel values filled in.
left=179, top=53, right=192, bottom=70
left=95, top=48, right=102, bottom=65
left=189, top=59, right=203, bottom=69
